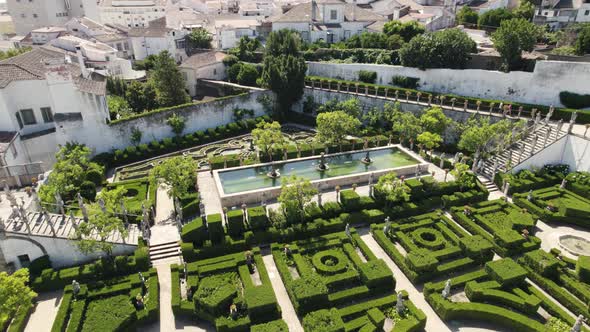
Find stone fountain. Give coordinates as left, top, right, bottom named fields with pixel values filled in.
left=361, top=150, right=372, bottom=164
left=316, top=152, right=329, bottom=171
left=267, top=167, right=281, bottom=179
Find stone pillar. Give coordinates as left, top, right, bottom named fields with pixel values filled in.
left=428, top=95, right=432, bottom=106
left=544, top=127, right=552, bottom=146
left=384, top=88, right=388, bottom=98
left=503, top=182, right=510, bottom=195
left=568, top=120, right=575, bottom=133
left=518, top=144, right=526, bottom=163
left=517, top=106, right=523, bottom=118
left=472, top=158, right=478, bottom=172
left=545, top=106, right=554, bottom=124
left=395, top=90, right=399, bottom=101
left=463, top=100, right=468, bottom=111
left=557, top=119, right=564, bottom=133
left=489, top=102, right=494, bottom=115
left=530, top=134, right=538, bottom=156
left=365, top=86, right=369, bottom=95
left=44, top=210, right=57, bottom=237
left=336, top=83, right=341, bottom=92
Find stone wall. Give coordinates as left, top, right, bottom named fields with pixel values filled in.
left=57, top=90, right=273, bottom=155
left=306, top=61, right=590, bottom=107
left=512, top=135, right=590, bottom=173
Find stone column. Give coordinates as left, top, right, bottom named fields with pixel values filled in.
left=518, top=144, right=526, bottom=163
left=472, top=158, right=478, bottom=172
left=463, top=100, right=468, bottom=111
left=428, top=95, right=432, bottom=106
left=517, top=106, right=523, bottom=118
left=544, top=127, right=552, bottom=146
left=365, top=86, right=369, bottom=95
left=530, top=134, right=538, bottom=156
left=557, top=119, right=564, bottom=133
left=44, top=210, right=56, bottom=237
left=395, top=90, right=399, bottom=101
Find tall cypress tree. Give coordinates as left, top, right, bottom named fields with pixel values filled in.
left=149, top=51, right=190, bottom=107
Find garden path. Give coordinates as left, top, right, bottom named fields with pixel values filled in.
left=535, top=220, right=590, bottom=259
left=151, top=184, right=180, bottom=245
left=197, top=172, right=223, bottom=214
left=24, top=291, right=63, bottom=332
left=358, top=228, right=452, bottom=332
left=262, top=253, right=304, bottom=332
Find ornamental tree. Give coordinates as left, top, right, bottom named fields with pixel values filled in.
left=317, top=98, right=362, bottom=119
left=417, top=131, right=443, bottom=150
left=420, top=107, right=451, bottom=135
left=383, top=20, right=425, bottom=42
left=491, top=18, right=541, bottom=71
left=477, top=8, right=514, bottom=29
left=186, top=27, right=212, bottom=49
left=150, top=156, right=198, bottom=198
left=149, top=51, right=190, bottom=107
left=0, top=269, right=36, bottom=326
left=260, top=30, right=307, bottom=118
left=374, top=172, right=410, bottom=207
left=399, top=28, right=476, bottom=69
left=316, top=111, right=361, bottom=145
left=456, top=6, right=479, bottom=26
left=575, top=24, right=590, bottom=55
left=166, top=113, right=186, bottom=136
left=392, top=111, right=422, bottom=141
left=74, top=210, right=128, bottom=258
left=251, top=120, right=284, bottom=158
left=278, top=175, right=318, bottom=224
left=451, top=162, right=476, bottom=190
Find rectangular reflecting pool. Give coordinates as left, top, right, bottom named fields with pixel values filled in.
left=217, top=147, right=419, bottom=194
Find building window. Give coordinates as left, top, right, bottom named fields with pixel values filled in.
left=17, top=255, right=30, bottom=268
left=15, top=113, right=23, bottom=129
left=33, top=13, right=38, bottom=18
left=41, top=107, right=54, bottom=123
left=586, top=10, right=590, bottom=15
left=330, top=10, right=337, bottom=20
left=20, top=109, right=37, bottom=125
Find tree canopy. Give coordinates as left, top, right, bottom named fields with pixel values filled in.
left=316, top=111, right=362, bottom=145
left=417, top=131, right=443, bottom=150
left=149, top=51, right=190, bottom=107
left=317, top=98, right=362, bottom=119
left=478, top=8, right=514, bottom=29
left=229, top=36, right=261, bottom=62
left=74, top=210, right=127, bottom=257
left=150, top=156, right=198, bottom=198
left=186, top=28, right=212, bottom=49
left=0, top=269, right=36, bottom=326
left=260, top=30, right=307, bottom=118
left=278, top=175, right=318, bottom=224
left=383, top=20, right=425, bottom=42
left=491, top=18, right=541, bottom=71
left=575, top=24, right=590, bottom=55
left=451, top=162, right=476, bottom=190
left=392, top=111, right=422, bottom=141
left=251, top=120, right=285, bottom=157
left=420, top=107, right=450, bottom=135
left=374, top=172, right=410, bottom=206
left=456, top=6, right=479, bottom=26
left=399, top=28, right=476, bottom=69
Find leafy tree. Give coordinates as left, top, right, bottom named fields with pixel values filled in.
left=392, top=111, right=421, bottom=141
left=316, top=111, right=361, bottom=145
left=125, top=81, right=158, bottom=113
left=317, top=98, right=362, bottom=119
left=420, top=107, right=450, bottom=135
left=0, top=46, right=32, bottom=61
left=150, top=156, right=198, bottom=198
left=149, top=51, right=190, bottom=107
left=457, top=118, right=516, bottom=156
left=229, top=36, right=261, bottom=62
left=74, top=210, right=127, bottom=258
left=359, top=32, right=387, bottom=49
left=227, top=63, right=243, bottom=83
left=39, top=144, right=103, bottom=204
left=166, top=113, right=186, bottom=135
left=260, top=30, right=307, bottom=118
left=386, top=34, right=405, bottom=49
left=478, top=8, right=514, bottom=29
left=278, top=175, right=318, bottom=224
left=186, top=27, right=212, bottom=49
left=399, top=29, right=476, bottom=69
left=575, top=24, right=590, bottom=55
left=251, top=120, right=284, bottom=158
left=236, top=63, right=259, bottom=86
left=133, top=54, right=157, bottom=71
left=97, top=186, right=128, bottom=212
left=456, top=6, right=479, bottom=26
left=451, top=162, right=476, bottom=190
left=383, top=20, right=425, bottom=42
left=130, top=128, right=142, bottom=145
left=492, top=18, right=541, bottom=71
left=513, top=0, right=535, bottom=20
left=107, top=95, right=132, bottom=118
left=106, top=77, right=127, bottom=96
left=374, top=172, right=410, bottom=207
left=417, top=131, right=443, bottom=150
left=0, top=269, right=36, bottom=326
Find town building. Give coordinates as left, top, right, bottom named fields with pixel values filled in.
left=6, top=0, right=99, bottom=35
left=97, top=0, right=169, bottom=28
left=179, top=50, right=227, bottom=96
left=533, top=0, right=590, bottom=29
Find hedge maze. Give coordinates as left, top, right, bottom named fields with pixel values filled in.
left=514, top=186, right=590, bottom=228
left=171, top=247, right=285, bottom=331
left=51, top=269, right=159, bottom=332
left=272, top=230, right=426, bottom=332
left=371, top=211, right=494, bottom=283
left=450, top=199, right=541, bottom=256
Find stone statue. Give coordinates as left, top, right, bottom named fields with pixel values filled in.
left=572, top=111, right=578, bottom=123
left=383, top=216, right=391, bottom=234
left=439, top=153, right=445, bottom=169
left=345, top=223, right=351, bottom=238
left=527, top=190, right=533, bottom=201
left=368, top=173, right=374, bottom=185
left=319, top=152, right=327, bottom=170
left=362, top=151, right=372, bottom=164
left=77, top=193, right=88, bottom=221
left=3, top=181, right=16, bottom=206
left=72, top=280, right=80, bottom=297
left=55, top=192, right=65, bottom=215
left=503, top=182, right=511, bottom=195
left=561, top=178, right=567, bottom=189
left=545, top=106, right=554, bottom=123
left=317, top=192, right=322, bottom=207
left=396, top=291, right=405, bottom=314
left=98, top=198, right=106, bottom=213
left=442, top=279, right=452, bottom=299
left=557, top=119, right=564, bottom=132
left=363, top=139, right=369, bottom=150
left=571, top=315, right=584, bottom=332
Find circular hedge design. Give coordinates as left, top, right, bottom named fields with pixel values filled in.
left=411, top=228, right=446, bottom=250
left=124, top=188, right=139, bottom=198
left=312, top=250, right=348, bottom=275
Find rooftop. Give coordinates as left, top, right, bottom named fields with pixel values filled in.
left=180, top=51, right=227, bottom=69
left=31, top=27, right=67, bottom=33
left=0, top=131, right=17, bottom=154
left=272, top=0, right=386, bottom=23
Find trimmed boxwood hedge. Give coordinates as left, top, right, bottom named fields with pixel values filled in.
left=485, top=258, right=527, bottom=288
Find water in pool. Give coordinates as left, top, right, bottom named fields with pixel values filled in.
left=218, top=148, right=418, bottom=194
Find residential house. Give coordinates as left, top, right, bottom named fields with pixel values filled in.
left=179, top=50, right=227, bottom=96
left=271, top=0, right=387, bottom=44
left=98, top=0, right=168, bottom=28
left=533, top=0, right=590, bottom=29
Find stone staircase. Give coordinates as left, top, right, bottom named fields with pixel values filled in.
left=149, top=240, right=181, bottom=264
left=478, top=176, right=500, bottom=194
left=480, top=123, right=567, bottom=178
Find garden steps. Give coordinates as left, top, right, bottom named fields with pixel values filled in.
left=149, top=240, right=181, bottom=263
left=480, top=124, right=567, bottom=179
left=477, top=176, right=500, bottom=194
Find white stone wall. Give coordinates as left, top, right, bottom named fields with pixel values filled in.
left=307, top=61, right=590, bottom=108
left=0, top=235, right=136, bottom=269
left=512, top=135, right=590, bottom=173
left=58, top=90, right=273, bottom=154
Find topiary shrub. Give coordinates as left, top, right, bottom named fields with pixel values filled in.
left=28, top=255, right=51, bottom=276
left=134, top=246, right=150, bottom=271
left=226, top=210, right=245, bottom=238
left=485, top=258, right=527, bottom=288
left=576, top=255, right=590, bottom=283
left=340, top=190, right=361, bottom=211
left=248, top=206, right=269, bottom=230
left=559, top=91, right=590, bottom=109
left=459, top=235, right=494, bottom=262
left=523, top=249, right=560, bottom=279
left=303, top=308, right=345, bottom=332
left=358, top=259, right=395, bottom=289
left=80, top=181, right=96, bottom=201
left=245, top=285, right=280, bottom=323
left=250, top=320, right=289, bottom=332
left=194, top=274, right=237, bottom=316
left=358, top=70, right=377, bottom=84
left=405, top=249, right=438, bottom=273
left=85, top=169, right=104, bottom=186
left=207, top=213, right=225, bottom=244
left=291, top=275, right=329, bottom=314
left=181, top=217, right=207, bottom=246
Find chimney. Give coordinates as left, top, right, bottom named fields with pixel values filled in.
left=352, top=0, right=357, bottom=21
left=75, top=46, right=89, bottom=79
left=311, top=0, right=317, bottom=21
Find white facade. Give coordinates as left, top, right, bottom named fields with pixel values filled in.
left=215, top=17, right=260, bottom=49
left=98, top=0, right=168, bottom=28
left=179, top=51, right=227, bottom=96
left=7, top=0, right=99, bottom=35
left=30, top=27, right=67, bottom=45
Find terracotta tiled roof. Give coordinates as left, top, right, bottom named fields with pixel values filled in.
left=180, top=51, right=227, bottom=69
left=0, top=47, right=106, bottom=95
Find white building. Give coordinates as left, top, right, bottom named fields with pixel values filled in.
left=179, top=50, right=227, bottom=96
left=98, top=0, right=169, bottom=28
left=30, top=26, right=68, bottom=45
left=533, top=0, right=590, bottom=29
left=0, top=47, right=109, bottom=170
left=6, top=0, right=99, bottom=35
left=215, top=16, right=261, bottom=49
left=65, top=16, right=134, bottom=58
left=271, top=0, right=387, bottom=44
